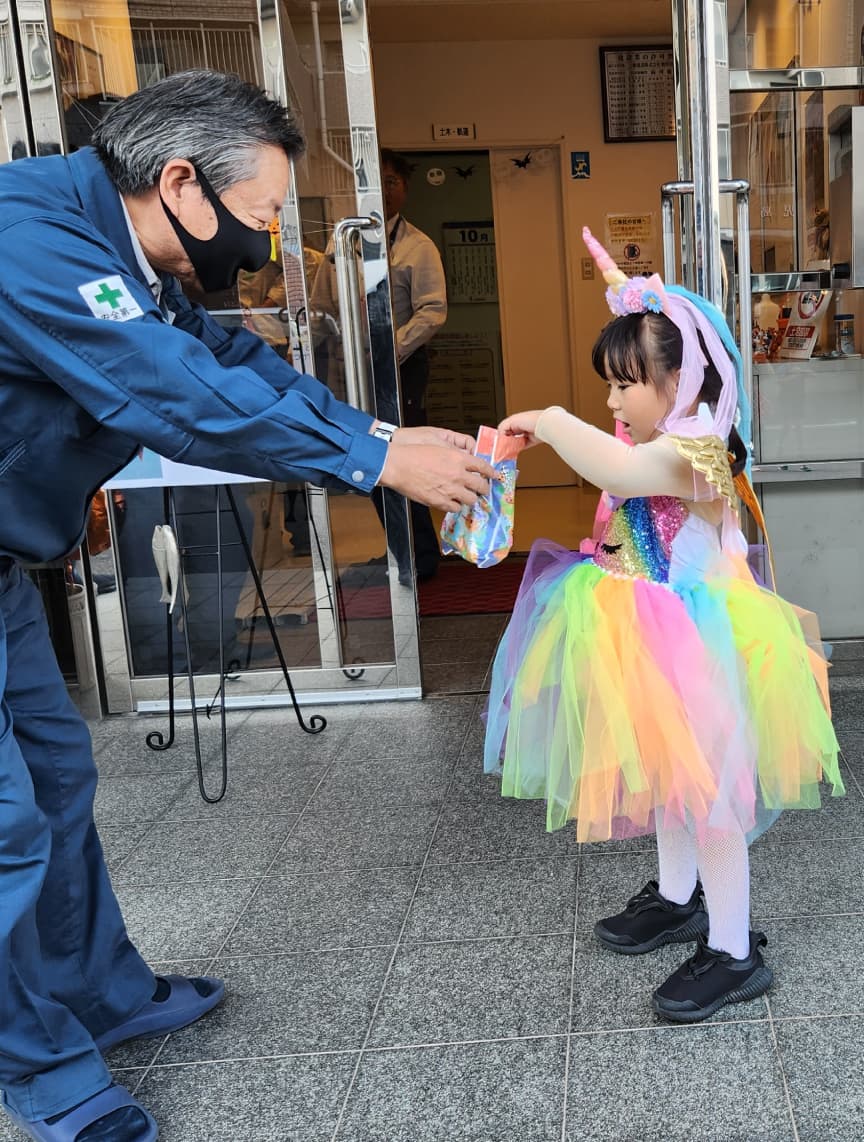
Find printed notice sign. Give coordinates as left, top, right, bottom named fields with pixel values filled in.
left=604, top=213, right=658, bottom=277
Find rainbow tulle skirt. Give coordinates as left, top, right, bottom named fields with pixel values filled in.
left=484, top=542, right=843, bottom=842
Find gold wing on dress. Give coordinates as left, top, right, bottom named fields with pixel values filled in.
left=665, top=434, right=738, bottom=510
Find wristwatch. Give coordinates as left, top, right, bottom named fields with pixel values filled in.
left=372, top=421, right=397, bottom=442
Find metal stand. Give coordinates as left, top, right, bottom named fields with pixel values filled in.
left=146, top=485, right=326, bottom=803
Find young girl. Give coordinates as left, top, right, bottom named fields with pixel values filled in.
left=485, top=228, right=842, bottom=1023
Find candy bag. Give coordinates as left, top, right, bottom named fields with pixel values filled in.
left=440, top=426, right=526, bottom=568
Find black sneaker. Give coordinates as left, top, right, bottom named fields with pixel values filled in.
left=652, top=931, right=773, bottom=1023
left=594, top=880, right=707, bottom=955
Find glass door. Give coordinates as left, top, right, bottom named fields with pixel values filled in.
left=10, top=0, right=421, bottom=712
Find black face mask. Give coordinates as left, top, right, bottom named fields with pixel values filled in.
left=161, top=166, right=272, bottom=293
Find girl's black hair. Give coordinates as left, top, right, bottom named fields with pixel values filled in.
left=591, top=312, right=747, bottom=476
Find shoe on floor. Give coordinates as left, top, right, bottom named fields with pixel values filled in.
left=94, top=975, right=224, bottom=1053
left=652, top=931, right=773, bottom=1023
left=3, top=1084, right=157, bottom=1142
left=594, top=880, right=708, bottom=954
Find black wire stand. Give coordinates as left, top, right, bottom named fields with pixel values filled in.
left=145, top=484, right=326, bottom=803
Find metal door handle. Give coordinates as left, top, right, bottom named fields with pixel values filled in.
left=752, top=460, right=864, bottom=483
left=332, top=215, right=381, bottom=412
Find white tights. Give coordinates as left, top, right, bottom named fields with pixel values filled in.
left=655, top=813, right=751, bottom=960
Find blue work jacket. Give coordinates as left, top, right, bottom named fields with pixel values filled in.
left=0, top=147, right=386, bottom=562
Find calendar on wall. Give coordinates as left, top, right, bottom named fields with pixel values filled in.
left=441, top=222, right=498, bottom=303
left=599, top=46, right=676, bottom=143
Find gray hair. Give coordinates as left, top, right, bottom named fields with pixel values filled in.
left=92, top=69, right=304, bottom=195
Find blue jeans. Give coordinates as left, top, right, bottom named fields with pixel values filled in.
left=0, top=560, right=154, bottom=1121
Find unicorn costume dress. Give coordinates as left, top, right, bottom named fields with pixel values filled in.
left=485, top=230, right=842, bottom=844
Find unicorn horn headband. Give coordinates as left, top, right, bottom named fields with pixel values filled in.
left=583, top=227, right=668, bottom=317
left=581, top=224, right=748, bottom=454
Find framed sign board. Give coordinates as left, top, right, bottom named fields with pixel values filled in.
left=599, top=46, right=676, bottom=143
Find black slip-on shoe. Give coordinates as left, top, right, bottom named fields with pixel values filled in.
left=652, top=931, right=773, bottom=1023
left=594, top=880, right=708, bottom=955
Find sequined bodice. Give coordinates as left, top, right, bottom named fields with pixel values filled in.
left=593, top=496, right=689, bottom=584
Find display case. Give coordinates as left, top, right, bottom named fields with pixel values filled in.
left=730, top=67, right=864, bottom=651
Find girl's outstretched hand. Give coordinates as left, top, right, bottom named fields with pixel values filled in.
left=498, top=409, right=545, bottom=446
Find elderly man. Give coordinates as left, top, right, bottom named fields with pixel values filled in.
left=0, top=70, right=492, bottom=1142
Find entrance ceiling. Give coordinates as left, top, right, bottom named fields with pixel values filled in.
left=284, top=0, right=672, bottom=42
left=369, top=0, right=672, bottom=41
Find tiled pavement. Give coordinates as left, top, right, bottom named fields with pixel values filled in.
left=4, top=620, right=864, bottom=1140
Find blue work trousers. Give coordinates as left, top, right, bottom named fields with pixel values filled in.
left=0, top=560, right=154, bottom=1120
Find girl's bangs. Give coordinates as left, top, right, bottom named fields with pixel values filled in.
left=591, top=315, right=649, bottom=385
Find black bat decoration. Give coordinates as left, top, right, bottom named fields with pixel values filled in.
left=511, top=151, right=533, bottom=169
left=452, top=165, right=475, bottom=180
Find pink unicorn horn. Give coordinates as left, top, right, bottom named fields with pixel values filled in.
left=583, top=226, right=628, bottom=291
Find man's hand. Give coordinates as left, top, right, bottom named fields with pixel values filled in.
left=378, top=444, right=495, bottom=512
left=391, top=425, right=476, bottom=453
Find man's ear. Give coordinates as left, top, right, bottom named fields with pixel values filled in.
left=158, top=159, right=198, bottom=214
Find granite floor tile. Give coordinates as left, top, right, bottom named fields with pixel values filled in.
left=575, top=852, right=659, bottom=933
left=165, top=763, right=325, bottom=820
left=91, top=715, right=249, bottom=776
left=274, top=804, right=441, bottom=872
left=762, top=765, right=864, bottom=843
left=837, top=730, right=864, bottom=770
left=98, top=822, right=153, bottom=871
left=224, top=868, right=417, bottom=955
left=405, top=858, right=577, bottom=942
left=428, top=799, right=581, bottom=864
left=765, top=914, right=864, bottom=1018
left=310, top=753, right=454, bottom=809
left=369, top=934, right=572, bottom=1047
left=827, top=683, right=864, bottom=730
left=215, top=709, right=356, bottom=767
left=337, top=1036, right=566, bottom=1141
left=135, top=1054, right=356, bottom=1142
left=456, top=705, right=486, bottom=765
left=112, top=816, right=296, bottom=884
left=774, top=1016, right=864, bottom=1141
left=158, top=947, right=392, bottom=1062
left=570, top=934, right=768, bottom=1032
left=341, top=697, right=476, bottom=760
left=446, top=759, right=505, bottom=801
left=564, top=1023, right=795, bottom=1141
left=750, top=837, right=864, bottom=917
left=114, top=879, right=258, bottom=961
left=348, top=694, right=477, bottom=722
left=94, top=772, right=195, bottom=824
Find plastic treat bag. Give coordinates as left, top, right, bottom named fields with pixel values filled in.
left=440, top=425, right=526, bottom=567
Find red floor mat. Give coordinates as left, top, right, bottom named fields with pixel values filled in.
left=339, top=556, right=527, bottom=619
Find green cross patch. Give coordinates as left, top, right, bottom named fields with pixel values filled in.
left=78, top=276, right=144, bottom=322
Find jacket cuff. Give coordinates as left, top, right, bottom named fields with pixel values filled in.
left=335, top=430, right=388, bottom=493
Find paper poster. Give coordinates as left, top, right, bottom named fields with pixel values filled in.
left=604, top=213, right=658, bottom=278
left=105, top=448, right=261, bottom=490
left=779, top=290, right=832, bottom=360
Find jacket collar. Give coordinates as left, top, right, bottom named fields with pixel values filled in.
left=67, top=147, right=154, bottom=292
